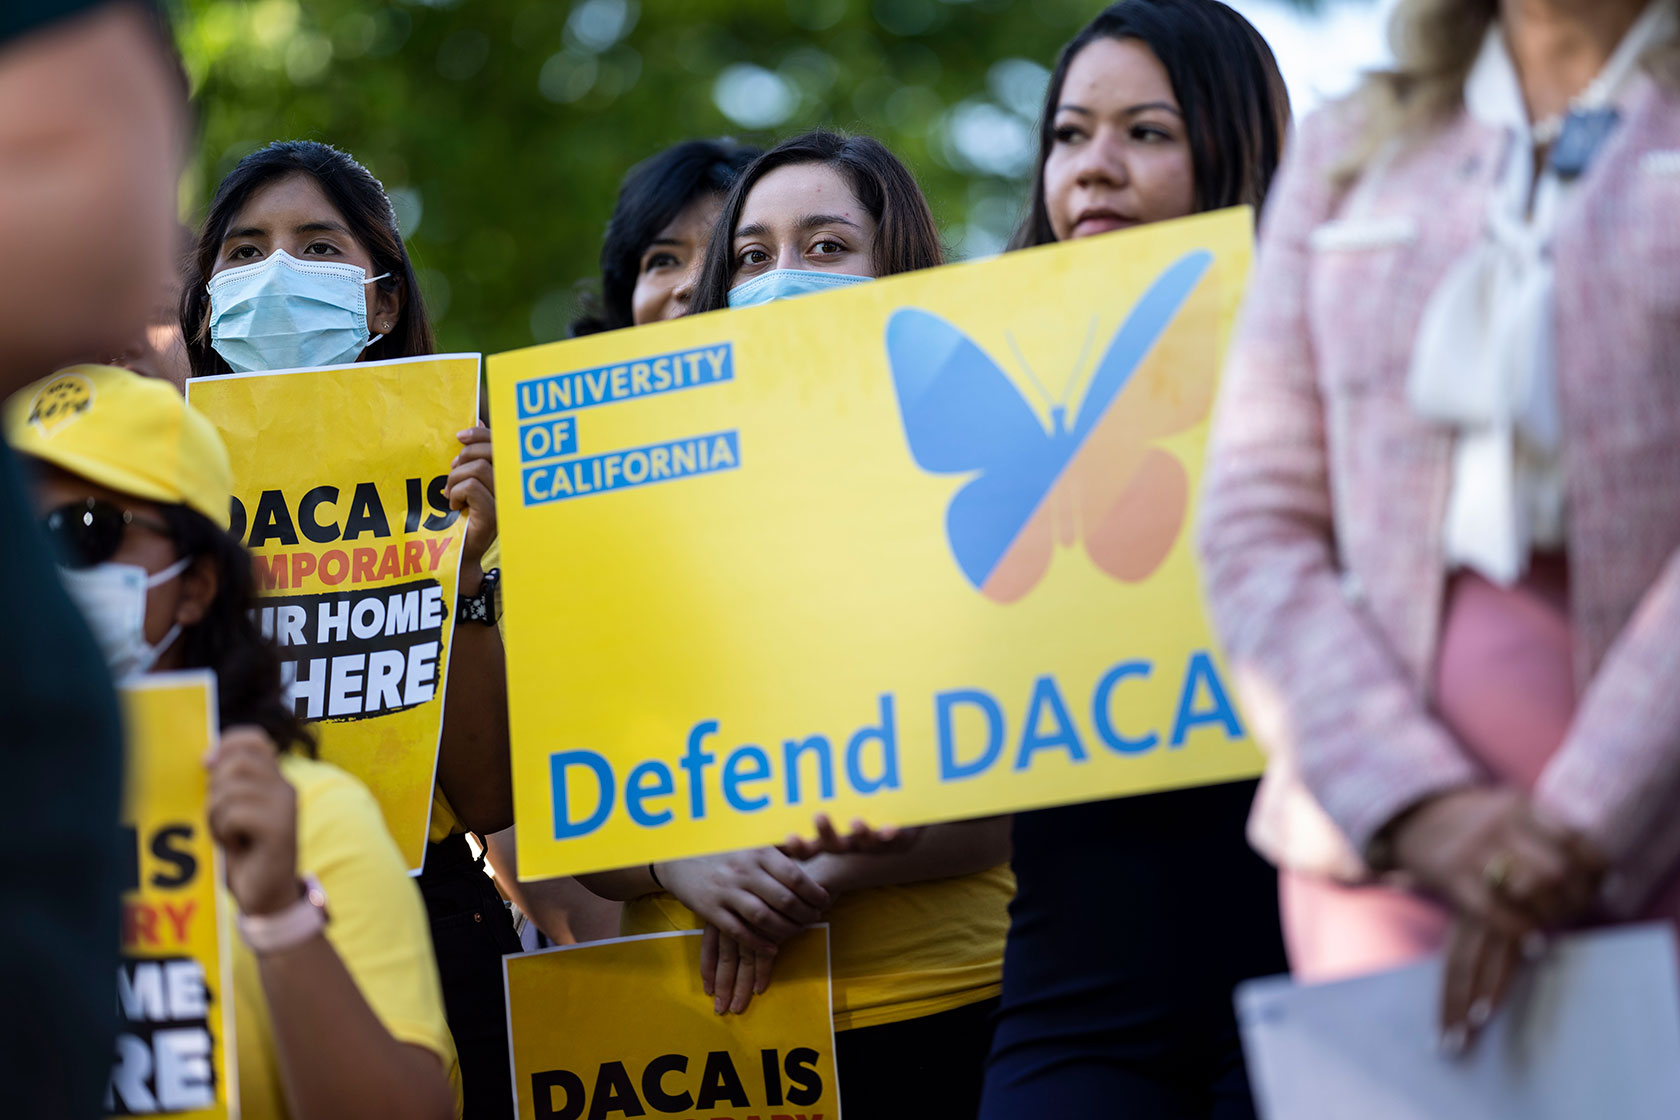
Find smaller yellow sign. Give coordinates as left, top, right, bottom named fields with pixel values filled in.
left=189, top=354, right=481, bottom=871
left=111, top=671, right=237, bottom=1119
left=505, top=928, right=841, bottom=1120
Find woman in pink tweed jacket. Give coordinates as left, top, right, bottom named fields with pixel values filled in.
left=1199, top=0, right=1680, bottom=1050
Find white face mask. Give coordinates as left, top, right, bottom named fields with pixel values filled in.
left=59, top=558, right=191, bottom=680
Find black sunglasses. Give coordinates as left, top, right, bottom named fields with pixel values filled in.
left=41, top=499, right=173, bottom=570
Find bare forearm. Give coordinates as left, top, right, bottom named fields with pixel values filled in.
left=257, top=935, right=453, bottom=1120
left=438, top=570, right=512, bottom=833
left=808, top=817, right=1011, bottom=894
left=576, top=864, right=661, bottom=902
left=485, top=828, right=623, bottom=943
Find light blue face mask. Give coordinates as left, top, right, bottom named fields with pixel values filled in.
left=207, top=249, right=390, bottom=373
left=727, top=268, right=872, bottom=310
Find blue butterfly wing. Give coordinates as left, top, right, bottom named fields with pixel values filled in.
left=1071, top=250, right=1214, bottom=442
left=885, top=308, right=1069, bottom=590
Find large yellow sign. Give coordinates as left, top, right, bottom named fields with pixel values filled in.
left=111, top=672, right=236, bottom=1118
left=504, top=929, right=840, bottom=1120
left=189, top=355, right=480, bottom=871
left=489, top=209, right=1261, bottom=879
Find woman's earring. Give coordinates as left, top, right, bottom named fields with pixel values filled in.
left=381, top=321, right=393, bottom=332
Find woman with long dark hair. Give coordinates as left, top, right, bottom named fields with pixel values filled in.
left=181, top=139, right=517, bottom=1119
left=7, top=364, right=457, bottom=1120
left=585, top=130, right=1013, bottom=1120
left=980, top=4, right=1292, bottom=1117
left=485, top=139, right=759, bottom=946
left=571, top=138, right=760, bottom=335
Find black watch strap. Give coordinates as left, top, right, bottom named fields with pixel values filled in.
left=457, top=566, right=500, bottom=626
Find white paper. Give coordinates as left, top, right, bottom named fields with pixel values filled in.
left=1237, top=923, right=1680, bottom=1120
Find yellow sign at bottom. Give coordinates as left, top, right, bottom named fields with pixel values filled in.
left=504, top=928, right=840, bottom=1120
left=112, top=671, right=236, bottom=1118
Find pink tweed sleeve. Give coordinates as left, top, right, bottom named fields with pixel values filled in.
left=1195, top=106, right=1481, bottom=861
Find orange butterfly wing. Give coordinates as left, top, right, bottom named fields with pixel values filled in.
left=1071, top=267, right=1219, bottom=583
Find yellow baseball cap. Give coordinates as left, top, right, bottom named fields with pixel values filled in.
left=4, top=365, right=233, bottom=529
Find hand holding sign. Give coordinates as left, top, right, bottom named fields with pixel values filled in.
left=207, top=726, right=301, bottom=918
left=781, top=812, right=921, bottom=859
left=702, top=923, right=778, bottom=1014
left=654, top=847, right=832, bottom=953
left=447, top=424, right=497, bottom=580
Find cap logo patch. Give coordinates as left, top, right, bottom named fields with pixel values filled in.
left=27, top=373, right=94, bottom=436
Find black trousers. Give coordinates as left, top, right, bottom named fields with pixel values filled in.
left=419, top=833, right=523, bottom=1120
left=834, top=996, right=999, bottom=1119
left=980, top=781, right=1287, bottom=1119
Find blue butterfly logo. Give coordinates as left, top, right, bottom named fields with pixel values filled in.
left=884, top=250, right=1215, bottom=601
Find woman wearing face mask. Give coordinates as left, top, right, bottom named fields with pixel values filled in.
left=7, top=364, right=458, bottom=1120
left=584, top=131, right=1015, bottom=1120
left=979, top=5, right=1292, bottom=1118
left=483, top=138, right=760, bottom=948
left=180, top=140, right=518, bottom=1120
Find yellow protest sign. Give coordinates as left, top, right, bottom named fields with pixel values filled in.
left=505, top=928, right=840, bottom=1120
left=489, top=208, right=1261, bottom=879
left=188, top=355, right=480, bottom=871
left=112, top=671, right=236, bottom=1118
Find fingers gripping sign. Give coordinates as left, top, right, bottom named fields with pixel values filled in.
left=448, top=425, right=496, bottom=575
left=703, top=924, right=778, bottom=1015
left=655, top=848, right=831, bottom=954
left=781, top=812, right=920, bottom=859
left=206, top=726, right=301, bottom=918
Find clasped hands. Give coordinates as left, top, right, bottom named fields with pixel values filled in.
left=1383, top=786, right=1607, bottom=1056
left=652, top=814, right=918, bottom=1015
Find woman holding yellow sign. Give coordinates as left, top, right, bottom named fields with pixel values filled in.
left=6, top=365, right=459, bottom=1119
left=484, top=137, right=764, bottom=949
left=582, top=130, right=1016, bottom=1120
left=979, top=3, right=1291, bottom=1118
left=180, top=140, right=520, bottom=1120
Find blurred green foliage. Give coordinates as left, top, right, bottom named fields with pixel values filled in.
left=165, top=0, right=1138, bottom=355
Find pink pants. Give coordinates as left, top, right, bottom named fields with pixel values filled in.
left=1281, top=555, right=1680, bottom=983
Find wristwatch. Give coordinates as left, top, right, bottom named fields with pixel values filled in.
left=457, top=566, right=500, bottom=626
left=237, top=874, right=329, bottom=954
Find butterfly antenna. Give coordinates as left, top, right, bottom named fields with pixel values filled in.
left=1062, top=318, right=1099, bottom=408
left=1005, top=332, right=1057, bottom=412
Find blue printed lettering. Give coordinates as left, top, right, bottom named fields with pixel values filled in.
left=1092, top=661, right=1158, bottom=754
left=520, top=431, right=740, bottom=506
left=722, top=746, right=773, bottom=812
left=679, top=721, right=717, bottom=820
left=514, top=343, right=735, bottom=420
left=844, top=695, right=900, bottom=794
left=783, top=735, right=835, bottom=805
left=549, top=751, right=614, bottom=840
left=936, top=690, right=1004, bottom=781
left=1170, top=651, right=1244, bottom=746
left=1015, top=675, right=1087, bottom=769
left=625, top=761, right=675, bottom=827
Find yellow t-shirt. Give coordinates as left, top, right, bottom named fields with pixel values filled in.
left=427, top=537, right=505, bottom=844
left=623, top=864, right=1014, bottom=1031
left=233, top=754, right=462, bottom=1119
left=428, top=788, right=460, bottom=844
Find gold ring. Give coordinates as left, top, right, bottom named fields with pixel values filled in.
left=1483, top=851, right=1515, bottom=895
